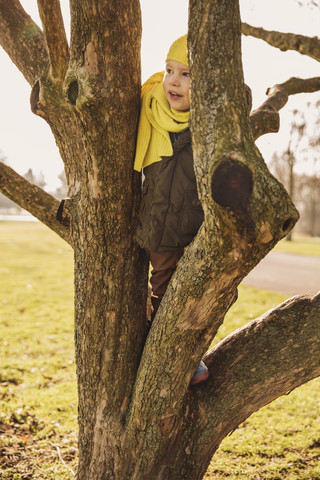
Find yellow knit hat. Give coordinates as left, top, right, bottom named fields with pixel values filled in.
left=165, top=34, right=188, bottom=66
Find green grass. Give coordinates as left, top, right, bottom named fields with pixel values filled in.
left=208, top=286, right=320, bottom=480
left=0, top=222, right=76, bottom=479
left=275, top=232, right=320, bottom=257
left=0, top=222, right=319, bottom=479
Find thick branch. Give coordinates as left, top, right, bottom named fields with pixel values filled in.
left=124, top=1, right=296, bottom=477
left=0, top=162, right=72, bottom=246
left=250, top=108, right=280, bottom=139
left=68, top=3, right=145, bottom=478
left=207, top=291, right=320, bottom=425
left=250, top=76, right=320, bottom=140
left=0, top=0, right=48, bottom=86
left=242, top=22, right=320, bottom=62
left=68, top=0, right=141, bottom=109
left=172, top=292, right=320, bottom=479
left=37, top=0, right=69, bottom=79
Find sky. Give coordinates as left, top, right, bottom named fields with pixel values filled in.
left=0, top=0, right=319, bottom=191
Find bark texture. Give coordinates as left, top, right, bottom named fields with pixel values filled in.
left=0, top=161, right=71, bottom=245
left=0, top=0, right=48, bottom=85
left=242, top=22, right=320, bottom=62
left=167, top=292, right=320, bottom=479
left=0, top=1, right=320, bottom=480
left=37, top=0, right=69, bottom=79
left=65, top=2, right=148, bottom=478
left=250, top=76, right=320, bottom=140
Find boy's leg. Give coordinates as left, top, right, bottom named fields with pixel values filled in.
left=149, top=250, right=183, bottom=322
left=148, top=250, right=209, bottom=386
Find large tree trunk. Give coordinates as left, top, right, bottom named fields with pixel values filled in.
left=65, top=1, right=150, bottom=477
left=0, top=1, right=319, bottom=479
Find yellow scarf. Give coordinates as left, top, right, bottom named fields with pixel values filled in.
left=134, top=72, right=190, bottom=172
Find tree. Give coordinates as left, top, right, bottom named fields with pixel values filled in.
left=269, top=100, right=320, bottom=238
left=23, top=167, right=47, bottom=188
left=0, top=1, right=319, bottom=479
left=0, top=152, right=15, bottom=209
left=295, top=172, right=320, bottom=236
left=53, top=169, right=68, bottom=199
left=271, top=110, right=305, bottom=240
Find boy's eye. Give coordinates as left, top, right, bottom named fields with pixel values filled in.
left=183, top=72, right=190, bottom=77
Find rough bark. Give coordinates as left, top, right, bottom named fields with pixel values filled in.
left=0, top=161, right=71, bottom=245
left=37, top=0, right=69, bottom=79
left=0, top=1, right=320, bottom=480
left=167, top=292, right=320, bottom=480
left=242, top=22, right=320, bottom=62
left=0, top=0, right=48, bottom=85
left=123, top=1, right=300, bottom=477
left=65, top=2, right=148, bottom=478
left=250, top=76, right=320, bottom=140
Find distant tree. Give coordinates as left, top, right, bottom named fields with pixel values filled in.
left=285, top=111, right=305, bottom=240
left=295, top=173, right=320, bottom=236
left=298, top=99, right=320, bottom=236
left=23, top=168, right=35, bottom=183
left=0, top=152, right=21, bottom=210
left=53, top=170, right=68, bottom=199
left=269, top=152, right=287, bottom=187
left=270, top=100, right=320, bottom=238
left=23, top=168, right=47, bottom=188
left=35, top=170, right=46, bottom=189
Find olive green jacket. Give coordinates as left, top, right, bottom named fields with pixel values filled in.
left=134, top=129, right=204, bottom=252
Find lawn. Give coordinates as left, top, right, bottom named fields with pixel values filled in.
left=0, top=221, right=319, bottom=479
left=275, top=232, right=320, bottom=257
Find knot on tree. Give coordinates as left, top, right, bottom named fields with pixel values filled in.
left=30, top=79, right=41, bottom=114
left=211, top=158, right=255, bottom=236
left=211, top=158, right=253, bottom=210
left=57, top=198, right=71, bottom=227
left=67, top=80, right=79, bottom=105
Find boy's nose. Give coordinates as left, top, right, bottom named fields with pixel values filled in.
left=169, top=74, right=179, bottom=86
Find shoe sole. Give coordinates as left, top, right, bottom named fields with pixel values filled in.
left=190, top=369, right=209, bottom=386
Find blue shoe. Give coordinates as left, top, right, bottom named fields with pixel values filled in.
left=190, top=360, right=209, bottom=385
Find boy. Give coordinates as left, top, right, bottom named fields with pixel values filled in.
left=134, top=35, right=209, bottom=385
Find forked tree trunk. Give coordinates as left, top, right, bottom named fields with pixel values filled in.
left=0, top=0, right=319, bottom=479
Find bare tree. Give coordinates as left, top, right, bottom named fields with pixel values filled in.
left=269, top=100, right=320, bottom=238
left=284, top=110, right=305, bottom=240
left=242, top=22, right=320, bottom=62
left=0, top=1, right=319, bottom=479
left=295, top=173, right=320, bottom=235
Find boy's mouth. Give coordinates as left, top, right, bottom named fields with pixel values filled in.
left=169, top=91, right=182, bottom=99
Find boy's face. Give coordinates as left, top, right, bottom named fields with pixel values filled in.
left=163, top=60, right=190, bottom=111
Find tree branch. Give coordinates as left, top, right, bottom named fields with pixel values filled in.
left=242, top=22, right=320, bottom=62
left=169, top=292, right=320, bottom=479
left=68, top=0, right=142, bottom=110
left=0, top=162, right=72, bottom=246
left=0, top=0, right=48, bottom=86
left=206, top=291, right=320, bottom=428
left=250, top=76, right=320, bottom=140
left=37, top=0, right=69, bottom=79
left=125, top=1, right=299, bottom=476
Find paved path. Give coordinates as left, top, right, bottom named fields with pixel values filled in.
left=242, top=250, right=320, bottom=297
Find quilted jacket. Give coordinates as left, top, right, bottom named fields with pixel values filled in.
left=134, top=129, right=204, bottom=252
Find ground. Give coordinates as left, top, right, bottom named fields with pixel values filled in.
left=243, top=249, right=320, bottom=296
left=0, top=222, right=319, bottom=479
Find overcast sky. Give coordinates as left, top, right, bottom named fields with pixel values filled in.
left=0, top=0, right=319, bottom=190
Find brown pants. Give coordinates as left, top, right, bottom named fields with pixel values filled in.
left=149, top=249, right=183, bottom=322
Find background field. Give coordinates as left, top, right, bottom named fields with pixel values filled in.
left=0, top=222, right=319, bottom=479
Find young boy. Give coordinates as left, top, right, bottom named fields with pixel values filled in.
left=134, top=35, right=209, bottom=385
